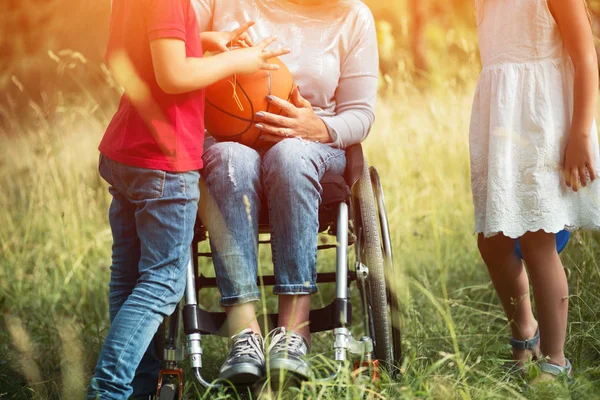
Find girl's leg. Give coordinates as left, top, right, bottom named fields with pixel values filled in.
left=478, top=233, right=539, bottom=362
left=519, top=231, right=568, bottom=366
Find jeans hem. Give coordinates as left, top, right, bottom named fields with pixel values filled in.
left=220, top=293, right=262, bottom=307
left=273, top=285, right=318, bottom=296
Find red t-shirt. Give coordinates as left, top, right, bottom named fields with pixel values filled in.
left=100, top=0, right=205, bottom=172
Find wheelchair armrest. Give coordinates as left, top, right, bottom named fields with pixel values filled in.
left=344, top=144, right=365, bottom=190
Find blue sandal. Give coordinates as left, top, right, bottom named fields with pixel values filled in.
left=510, top=329, right=540, bottom=357
left=539, top=358, right=573, bottom=377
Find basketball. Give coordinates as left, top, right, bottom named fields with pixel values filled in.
left=205, top=57, right=296, bottom=148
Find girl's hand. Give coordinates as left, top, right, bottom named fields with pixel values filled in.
left=255, top=87, right=332, bottom=143
left=564, top=134, right=596, bottom=192
left=230, top=36, right=290, bottom=74
left=201, top=21, right=255, bottom=53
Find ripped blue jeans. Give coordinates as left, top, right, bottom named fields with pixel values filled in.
left=200, top=138, right=346, bottom=306
left=88, top=155, right=200, bottom=399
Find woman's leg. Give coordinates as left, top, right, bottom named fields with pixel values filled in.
left=200, top=142, right=263, bottom=335
left=478, top=233, right=539, bottom=362
left=519, top=231, right=568, bottom=366
left=262, top=139, right=346, bottom=343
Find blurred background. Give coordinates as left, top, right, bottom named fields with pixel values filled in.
left=2, top=0, right=600, bottom=121
left=3, top=0, right=600, bottom=129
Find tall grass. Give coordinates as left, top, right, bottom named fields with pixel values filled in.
left=2, top=63, right=600, bottom=399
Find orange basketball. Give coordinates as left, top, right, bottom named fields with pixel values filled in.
left=205, top=57, right=296, bottom=148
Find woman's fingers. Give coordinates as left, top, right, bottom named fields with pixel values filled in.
left=255, top=111, right=293, bottom=127
left=259, top=134, right=286, bottom=143
left=291, top=86, right=311, bottom=108
left=255, top=122, right=295, bottom=137
left=265, top=95, right=298, bottom=117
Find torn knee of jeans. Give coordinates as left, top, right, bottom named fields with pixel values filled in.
left=227, top=145, right=237, bottom=188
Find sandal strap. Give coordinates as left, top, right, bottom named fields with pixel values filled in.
left=510, top=329, right=540, bottom=351
left=539, top=358, right=572, bottom=376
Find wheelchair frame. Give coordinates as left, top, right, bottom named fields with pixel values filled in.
left=155, top=146, right=401, bottom=399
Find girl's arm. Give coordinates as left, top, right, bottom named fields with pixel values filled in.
left=150, top=37, right=289, bottom=95
left=549, top=0, right=599, bottom=189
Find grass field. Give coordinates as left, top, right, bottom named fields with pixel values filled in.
left=2, top=65, right=600, bottom=399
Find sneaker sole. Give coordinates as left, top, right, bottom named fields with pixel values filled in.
left=268, top=359, right=310, bottom=390
left=219, top=365, right=264, bottom=386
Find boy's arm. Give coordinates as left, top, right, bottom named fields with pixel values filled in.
left=150, top=38, right=237, bottom=94
left=150, top=37, right=288, bottom=95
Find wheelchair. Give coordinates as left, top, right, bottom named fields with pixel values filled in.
left=155, top=144, right=401, bottom=399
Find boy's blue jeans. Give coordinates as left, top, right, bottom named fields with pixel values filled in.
left=88, top=154, right=200, bottom=399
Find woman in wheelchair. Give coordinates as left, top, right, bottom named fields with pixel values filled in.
left=194, top=0, right=379, bottom=386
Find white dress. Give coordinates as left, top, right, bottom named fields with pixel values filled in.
left=470, top=0, right=600, bottom=238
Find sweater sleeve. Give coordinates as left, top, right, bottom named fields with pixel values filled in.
left=320, top=6, right=379, bottom=149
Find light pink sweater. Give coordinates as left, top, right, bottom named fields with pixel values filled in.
left=193, top=0, right=379, bottom=148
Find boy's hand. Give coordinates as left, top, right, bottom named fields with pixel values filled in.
left=230, top=36, right=290, bottom=74
left=201, top=21, right=255, bottom=53
left=564, top=133, right=596, bottom=192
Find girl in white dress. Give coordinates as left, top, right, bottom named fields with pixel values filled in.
left=470, top=0, right=600, bottom=377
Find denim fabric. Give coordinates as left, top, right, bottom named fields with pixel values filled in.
left=200, top=138, right=346, bottom=306
left=88, top=155, right=200, bottom=399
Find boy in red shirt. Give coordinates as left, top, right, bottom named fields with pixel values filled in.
left=88, top=0, right=288, bottom=397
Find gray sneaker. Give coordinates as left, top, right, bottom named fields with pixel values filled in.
left=266, top=327, right=310, bottom=387
left=218, top=329, right=265, bottom=385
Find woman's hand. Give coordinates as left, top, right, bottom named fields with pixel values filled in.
left=255, top=87, right=332, bottom=143
left=201, top=21, right=255, bottom=53
left=564, top=133, right=596, bottom=192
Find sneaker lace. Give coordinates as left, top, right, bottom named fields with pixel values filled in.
left=230, top=333, right=264, bottom=362
left=267, top=327, right=305, bottom=356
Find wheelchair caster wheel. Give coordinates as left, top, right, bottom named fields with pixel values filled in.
left=352, top=359, right=380, bottom=383
left=156, top=368, right=184, bottom=400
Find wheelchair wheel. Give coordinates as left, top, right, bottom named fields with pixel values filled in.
left=370, top=166, right=402, bottom=368
left=353, top=161, right=393, bottom=365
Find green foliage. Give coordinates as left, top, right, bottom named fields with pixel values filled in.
left=2, top=65, right=600, bottom=398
